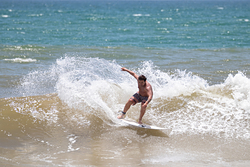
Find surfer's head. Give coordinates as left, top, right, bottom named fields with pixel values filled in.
left=138, top=75, right=147, bottom=82
left=138, top=75, right=147, bottom=87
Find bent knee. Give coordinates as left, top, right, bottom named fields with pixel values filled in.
left=128, top=98, right=136, bottom=105
left=141, top=104, right=147, bottom=109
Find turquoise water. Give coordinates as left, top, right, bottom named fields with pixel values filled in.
left=1, top=0, right=250, bottom=48
left=0, top=1, right=250, bottom=166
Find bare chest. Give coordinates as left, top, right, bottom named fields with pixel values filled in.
left=138, top=86, right=149, bottom=96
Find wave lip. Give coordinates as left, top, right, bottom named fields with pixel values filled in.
left=14, top=56, right=250, bottom=140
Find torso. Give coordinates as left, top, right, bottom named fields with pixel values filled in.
left=138, top=81, right=152, bottom=97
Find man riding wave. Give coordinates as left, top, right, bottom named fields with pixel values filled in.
left=117, top=67, right=153, bottom=124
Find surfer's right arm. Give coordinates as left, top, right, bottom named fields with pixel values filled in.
left=121, top=67, right=138, bottom=80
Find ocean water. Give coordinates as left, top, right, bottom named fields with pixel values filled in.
left=0, top=0, right=250, bottom=166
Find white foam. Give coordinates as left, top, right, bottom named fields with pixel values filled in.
left=159, top=72, right=250, bottom=139
left=133, top=14, right=150, bottom=17
left=55, top=56, right=130, bottom=122
left=9, top=96, right=59, bottom=125
left=132, top=61, right=249, bottom=139
left=137, top=61, right=208, bottom=98
left=224, top=72, right=250, bottom=111
left=1, top=15, right=9, bottom=18
left=67, top=134, right=79, bottom=152
left=28, top=14, right=43, bottom=17
left=4, top=58, right=37, bottom=63
left=19, top=57, right=250, bottom=139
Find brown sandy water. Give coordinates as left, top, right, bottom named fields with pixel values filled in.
left=1, top=93, right=249, bottom=166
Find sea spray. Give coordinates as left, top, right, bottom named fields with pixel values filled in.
left=155, top=71, right=250, bottom=139
left=54, top=56, right=132, bottom=122
left=16, top=56, right=250, bottom=140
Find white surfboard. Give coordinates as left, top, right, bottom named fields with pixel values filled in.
left=120, top=118, right=167, bottom=130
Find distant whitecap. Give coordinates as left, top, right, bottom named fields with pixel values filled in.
left=133, top=14, right=150, bottom=17
left=4, top=58, right=37, bottom=63
left=2, top=15, right=9, bottom=18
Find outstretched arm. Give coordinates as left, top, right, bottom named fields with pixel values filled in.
left=121, top=67, right=138, bottom=80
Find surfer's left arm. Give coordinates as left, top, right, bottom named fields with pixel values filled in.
left=144, top=85, right=153, bottom=106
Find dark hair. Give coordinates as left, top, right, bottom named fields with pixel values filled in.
left=138, top=75, right=147, bottom=81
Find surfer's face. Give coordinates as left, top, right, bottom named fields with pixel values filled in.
left=138, top=80, right=146, bottom=87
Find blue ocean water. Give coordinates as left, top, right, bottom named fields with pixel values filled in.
left=1, top=0, right=250, bottom=48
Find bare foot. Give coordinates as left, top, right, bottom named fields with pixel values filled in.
left=138, top=120, right=143, bottom=124
left=117, top=114, right=125, bottom=119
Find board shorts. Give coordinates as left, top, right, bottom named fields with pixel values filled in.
left=130, top=92, right=148, bottom=105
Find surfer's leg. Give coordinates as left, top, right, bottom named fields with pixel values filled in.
left=117, top=99, right=134, bottom=119
left=138, top=103, right=147, bottom=124
left=138, top=96, right=148, bottom=124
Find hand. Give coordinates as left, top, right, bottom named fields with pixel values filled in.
left=121, top=67, right=127, bottom=71
left=142, top=102, right=148, bottom=108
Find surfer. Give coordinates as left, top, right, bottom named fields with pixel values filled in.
left=117, top=67, right=153, bottom=124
